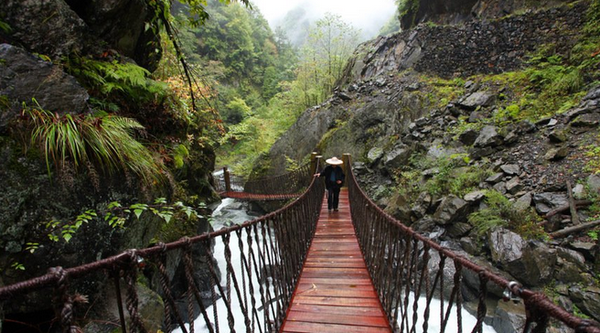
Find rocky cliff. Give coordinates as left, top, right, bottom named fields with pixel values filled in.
left=0, top=1, right=217, bottom=330
left=398, top=0, right=574, bottom=30
left=261, top=0, right=600, bottom=330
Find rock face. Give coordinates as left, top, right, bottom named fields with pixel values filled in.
left=400, top=0, right=575, bottom=30
left=1, top=0, right=161, bottom=68
left=264, top=1, right=588, bottom=177
left=0, top=44, right=89, bottom=132
left=0, top=0, right=214, bottom=326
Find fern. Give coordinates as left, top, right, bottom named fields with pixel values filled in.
left=65, top=56, right=168, bottom=102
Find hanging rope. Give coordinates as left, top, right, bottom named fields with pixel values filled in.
left=0, top=165, right=324, bottom=333
left=345, top=156, right=600, bottom=333
left=2, top=155, right=599, bottom=332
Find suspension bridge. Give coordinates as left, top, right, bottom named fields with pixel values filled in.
left=1, top=154, right=599, bottom=333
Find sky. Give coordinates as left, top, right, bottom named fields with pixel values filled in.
left=249, top=0, right=397, bottom=39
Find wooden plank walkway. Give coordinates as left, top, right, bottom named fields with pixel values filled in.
left=281, top=188, right=392, bottom=333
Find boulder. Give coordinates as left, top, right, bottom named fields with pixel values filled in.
left=447, top=222, right=472, bottom=238
left=555, top=247, right=587, bottom=284
left=2, top=0, right=91, bottom=59
left=569, top=241, right=597, bottom=261
left=489, top=228, right=525, bottom=266
left=505, top=177, right=522, bottom=195
left=533, top=192, right=568, bottom=215
left=485, top=172, right=504, bottom=184
left=0, top=44, right=89, bottom=132
left=474, top=125, right=504, bottom=148
left=545, top=146, right=569, bottom=161
left=570, top=113, right=600, bottom=127
left=515, top=241, right=557, bottom=286
left=490, top=300, right=527, bottom=333
left=464, top=190, right=486, bottom=202
left=568, top=286, right=600, bottom=322
left=367, top=147, right=384, bottom=164
left=385, top=193, right=413, bottom=224
left=458, top=91, right=495, bottom=110
left=514, top=192, right=533, bottom=211
left=433, top=195, right=470, bottom=225
left=411, top=192, right=433, bottom=219
left=459, top=128, right=479, bottom=145
left=1, top=0, right=160, bottom=69
left=549, top=129, right=568, bottom=143
left=384, top=144, right=412, bottom=169
left=587, top=174, right=600, bottom=195
left=500, top=164, right=521, bottom=176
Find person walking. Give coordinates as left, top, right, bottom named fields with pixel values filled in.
left=316, top=156, right=345, bottom=212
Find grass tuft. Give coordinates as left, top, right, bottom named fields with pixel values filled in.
left=23, top=103, right=164, bottom=184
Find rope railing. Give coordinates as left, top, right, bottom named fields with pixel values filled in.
left=214, top=163, right=313, bottom=200
left=345, top=156, right=600, bottom=333
left=0, top=166, right=325, bottom=333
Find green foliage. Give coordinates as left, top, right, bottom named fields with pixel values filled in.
left=176, top=0, right=251, bottom=27
left=413, top=153, right=487, bottom=197
left=64, top=56, right=168, bottom=103
left=397, top=0, right=420, bottom=28
left=293, top=13, right=361, bottom=108
left=223, top=97, right=252, bottom=124
left=420, top=76, right=466, bottom=109
left=379, top=10, right=401, bottom=35
left=46, top=210, right=97, bottom=243
left=0, top=95, right=9, bottom=111
left=573, top=304, right=592, bottom=320
left=468, top=190, right=546, bottom=240
left=172, top=143, right=190, bottom=169
left=493, top=104, right=520, bottom=125
left=588, top=229, right=599, bottom=241
left=27, top=198, right=205, bottom=255
left=284, top=155, right=301, bottom=172
left=583, top=134, right=600, bottom=174
left=22, top=102, right=164, bottom=184
left=0, top=19, right=11, bottom=33
left=449, top=116, right=485, bottom=141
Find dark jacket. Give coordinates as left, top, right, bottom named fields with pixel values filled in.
left=319, top=165, right=345, bottom=190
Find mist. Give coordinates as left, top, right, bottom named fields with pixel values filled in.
left=250, top=0, right=397, bottom=40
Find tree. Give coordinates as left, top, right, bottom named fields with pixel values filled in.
left=294, top=14, right=360, bottom=108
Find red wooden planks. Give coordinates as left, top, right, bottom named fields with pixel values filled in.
left=281, top=188, right=392, bottom=332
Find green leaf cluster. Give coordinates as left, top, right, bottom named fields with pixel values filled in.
left=64, top=56, right=169, bottom=104
left=468, top=190, right=545, bottom=240
left=23, top=103, right=164, bottom=184
left=0, top=19, right=11, bottom=33
left=46, top=209, right=97, bottom=243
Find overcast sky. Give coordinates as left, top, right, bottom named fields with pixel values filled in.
left=249, top=0, right=397, bottom=38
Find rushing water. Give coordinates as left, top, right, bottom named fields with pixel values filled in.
left=175, top=197, right=496, bottom=333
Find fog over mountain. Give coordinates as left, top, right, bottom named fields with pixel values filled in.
left=250, top=0, right=397, bottom=42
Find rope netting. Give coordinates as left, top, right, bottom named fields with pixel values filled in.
left=346, top=160, right=600, bottom=333
left=214, top=163, right=313, bottom=200
left=0, top=173, right=325, bottom=333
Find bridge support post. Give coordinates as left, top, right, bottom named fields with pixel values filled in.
left=310, top=152, right=322, bottom=175
left=342, top=153, right=351, bottom=180
left=223, top=166, right=231, bottom=192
